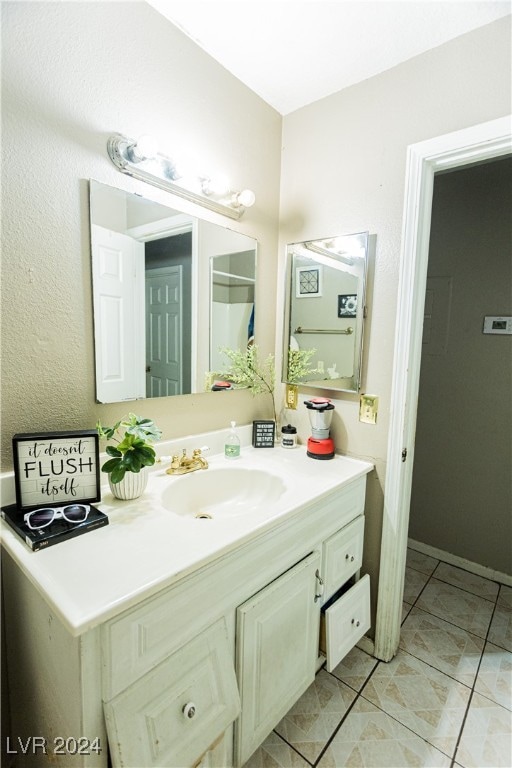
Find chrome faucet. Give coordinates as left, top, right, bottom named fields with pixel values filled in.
left=166, top=447, right=209, bottom=475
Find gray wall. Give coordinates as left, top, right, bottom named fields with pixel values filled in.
left=408, top=158, right=512, bottom=575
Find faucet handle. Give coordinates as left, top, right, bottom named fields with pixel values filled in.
left=194, top=445, right=210, bottom=455
left=163, top=454, right=181, bottom=474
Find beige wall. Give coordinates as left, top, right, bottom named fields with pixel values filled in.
left=1, top=0, right=282, bottom=469
left=279, top=17, right=511, bottom=617
left=1, top=5, right=511, bottom=610
left=409, top=158, right=512, bottom=575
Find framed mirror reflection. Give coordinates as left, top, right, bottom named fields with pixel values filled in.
left=282, top=232, right=369, bottom=394
left=89, top=180, right=257, bottom=404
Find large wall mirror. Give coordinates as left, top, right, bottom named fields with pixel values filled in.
left=282, top=232, right=368, bottom=394
left=90, top=180, right=256, bottom=403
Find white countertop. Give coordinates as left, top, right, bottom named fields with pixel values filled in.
left=1, top=427, right=373, bottom=636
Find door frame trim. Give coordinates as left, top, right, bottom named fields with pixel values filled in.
left=374, top=115, right=512, bottom=662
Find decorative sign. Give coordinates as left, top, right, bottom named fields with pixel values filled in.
left=12, top=430, right=101, bottom=510
left=252, top=420, right=275, bottom=448
left=338, top=294, right=357, bottom=318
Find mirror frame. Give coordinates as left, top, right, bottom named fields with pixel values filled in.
left=282, top=232, right=368, bottom=394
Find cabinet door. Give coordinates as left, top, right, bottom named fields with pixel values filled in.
left=104, top=618, right=240, bottom=768
left=324, top=574, right=370, bottom=672
left=235, top=551, right=321, bottom=767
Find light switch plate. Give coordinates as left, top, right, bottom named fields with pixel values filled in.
left=482, top=316, right=512, bottom=335
left=359, top=394, right=379, bottom=424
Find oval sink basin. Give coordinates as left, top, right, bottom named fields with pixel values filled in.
left=161, top=468, right=286, bottom=519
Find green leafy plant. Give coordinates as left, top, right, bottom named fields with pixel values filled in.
left=287, top=347, right=318, bottom=384
left=214, top=345, right=277, bottom=423
left=209, top=345, right=320, bottom=422
left=97, top=413, right=162, bottom=484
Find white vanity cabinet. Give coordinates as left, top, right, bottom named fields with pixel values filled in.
left=2, top=457, right=372, bottom=768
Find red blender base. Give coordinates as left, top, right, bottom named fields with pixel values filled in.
left=307, top=436, right=335, bottom=460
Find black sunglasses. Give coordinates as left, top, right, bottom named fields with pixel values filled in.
left=23, top=504, right=90, bottom=530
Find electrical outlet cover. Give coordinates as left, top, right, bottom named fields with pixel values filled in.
left=359, top=395, right=378, bottom=424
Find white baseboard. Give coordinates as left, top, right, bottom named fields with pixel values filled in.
left=408, top=538, right=512, bottom=587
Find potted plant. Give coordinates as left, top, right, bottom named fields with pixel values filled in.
left=97, top=413, right=162, bottom=500
left=214, top=345, right=277, bottom=423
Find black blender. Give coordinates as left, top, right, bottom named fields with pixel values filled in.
left=304, top=397, right=335, bottom=459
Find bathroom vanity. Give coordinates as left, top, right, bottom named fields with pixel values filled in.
left=1, top=431, right=372, bottom=768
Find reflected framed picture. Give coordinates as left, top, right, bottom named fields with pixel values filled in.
left=296, top=266, right=323, bottom=298
left=338, top=293, right=357, bottom=318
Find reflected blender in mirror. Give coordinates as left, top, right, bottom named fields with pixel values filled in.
left=283, top=232, right=368, bottom=394
left=89, top=180, right=256, bottom=404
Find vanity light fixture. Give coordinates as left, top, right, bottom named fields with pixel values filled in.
left=231, top=189, right=256, bottom=209
left=292, top=245, right=351, bottom=274
left=126, top=134, right=158, bottom=163
left=200, top=176, right=230, bottom=196
left=304, top=241, right=355, bottom=266
left=107, top=133, right=255, bottom=220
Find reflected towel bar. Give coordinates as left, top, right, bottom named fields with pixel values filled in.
left=294, top=326, right=354, bottom=335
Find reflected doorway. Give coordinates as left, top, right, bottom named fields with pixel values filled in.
left=145, top=232, right=192, bottom=396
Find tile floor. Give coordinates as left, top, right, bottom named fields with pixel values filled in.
left=244, top=548, right=511, bottom=768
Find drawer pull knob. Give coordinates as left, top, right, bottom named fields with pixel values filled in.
left=351, top=618, right=360, bottom=627
left=314, top=569, right=325, bottom=602
left=345, top=554, right=355, bottom=562
left=183, top=702, right=196, bottom=719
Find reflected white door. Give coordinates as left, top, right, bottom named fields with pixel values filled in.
left=91, top=225, right=145, bottom=402
left=145, top=267, right=183, bottom=397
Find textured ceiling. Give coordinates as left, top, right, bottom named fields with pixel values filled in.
left=146, top=0, right=511, bottom=114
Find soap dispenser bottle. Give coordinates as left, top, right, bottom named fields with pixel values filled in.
left=225, top=421, right=241, bottom=459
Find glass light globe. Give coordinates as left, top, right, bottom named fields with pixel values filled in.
left=132, top=134, right=157, bottom=161
left=237, top=189, right=256, bottom=208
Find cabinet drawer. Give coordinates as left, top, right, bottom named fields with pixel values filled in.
left=104, top=617, right=240, bottom=768
left=322, top=515, right=365, bottom=602
left=320, top=574, right=370, bottom=672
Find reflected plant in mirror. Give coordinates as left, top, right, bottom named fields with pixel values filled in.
left=89, top=180, right=257, bottom=404
left=285, top=347, right=320, bottom=410
left=283, top=232, right=369, bottom=394
left=209, top=345, right=277, bottom=423
left=287, top=347, right=318, bottom=384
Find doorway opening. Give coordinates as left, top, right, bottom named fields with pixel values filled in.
left=374, top=116, right=512, bottom=662
left=408, top=157, right=512, bottom=577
